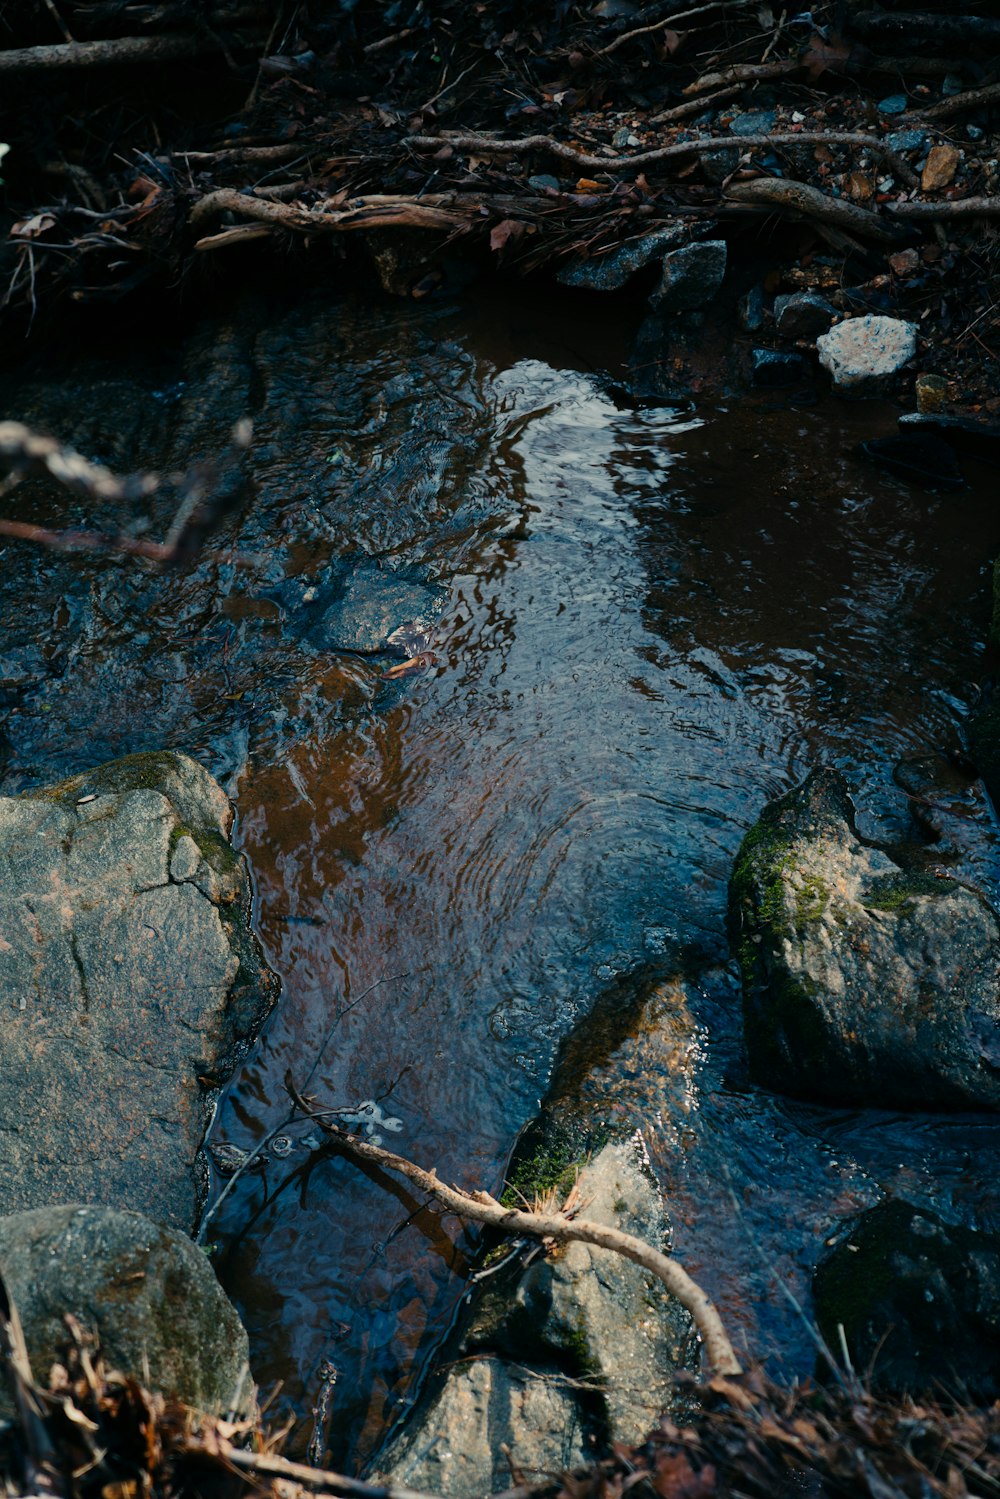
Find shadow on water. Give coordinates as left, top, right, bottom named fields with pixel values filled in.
left=1, top=283, right=1000, bottom=1469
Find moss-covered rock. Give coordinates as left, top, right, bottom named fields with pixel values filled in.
left=730, top=768, right=1000, bottom=1110
left=0, top=750, right=279, bottom=1231
left=813, top=1200, right=1000, bottom=1401
left=0, top=1204, right=253, bottom=1417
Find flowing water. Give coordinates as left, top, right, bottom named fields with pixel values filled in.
left=2, top=285, right=1000, bottom=1469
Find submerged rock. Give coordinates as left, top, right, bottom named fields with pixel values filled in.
left=813, top=1200, right=1000, bottom=1401
left=286, top=564, right=444, bottom=655
left=0, top=751, right=278, bottom=1230
left=859, top=431, right=964, bottom=489
left=816, top=315, right=917, bottom=396
left=0, top=1205, right=253, bottom=1415
left=730, top=768, right=1000, bottom=1110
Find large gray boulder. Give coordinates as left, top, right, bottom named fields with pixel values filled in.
left=730, top=769, right=1000, bottom=1109
left=0, top=1205, right=252, bottom=1414
left=0, top=751, right=278, bottom=1230
left=378, top=1136, right=694, bottom=1495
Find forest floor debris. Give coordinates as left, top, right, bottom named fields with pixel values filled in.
left=0, top=2, right=999, bottom=417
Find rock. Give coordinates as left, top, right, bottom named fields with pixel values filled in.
left=0, top=751, right=278, bottom=1230
left=922, top=143, right=961, bottom=192
left=556, top=225, right=686, bottom=291
left=859, top=431, right=964, bottom=489
left=528, top=174, right=561, bottom=192
left=379, top=1137, right=693, bottom=1494
left=738, top=284, right=768, bottom=332
left=877, top=94, right=908, bottom=115
left=730, top=768, right=1000, bottom=1110
left=0, top=1204, right=253, bottom=1415
left=750, top=348, right=809, bottom=387
left=699, top=147, right=740, bottom=185
left=727, top=110, right=777, bottom=136
left=295, top=565, right=444, bottom=655
left=380, top=971, right=699, bottom=1494
left=816, top=315, right=917, bottom=396
left=887, top=129, right=927, bottom=154
left=649, top=240, right=727, bottom=313
left=888, top=248, right=921, bottom=277
left=915, top=372, right=950, bottom=413
left=463, top=1139, right=694, bottom=1444
left=773, top=292, right=836, bottom=339
left=966, top=696, right=1000, bottom=799
left=377, top=1356, right=589, bottom=1496
left=813, top=1200, right=1000, bottom=1401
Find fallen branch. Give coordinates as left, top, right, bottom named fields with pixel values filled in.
left=724, top=176, right=902, bottom=242
left=914, top=80, right=1000, bottom=121
left=887, top=195, right=1000, bottom=220
left=649, top=84, right=742, bottom=125
left=0, top=30, right=249, bottom=71
left=189, top=187, right=472, bottom=234
left=289, top=1080, right=743, bottom=1378
left=682, top=57, right=803, bottom=94
left=597, top=0, right=757, bottom=58
left=406, top=131, right=921, bottom=189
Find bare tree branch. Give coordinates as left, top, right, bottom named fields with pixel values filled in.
left=289, top=1079, right=743, bottom=1378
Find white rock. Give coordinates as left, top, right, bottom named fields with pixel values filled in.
left=817, top=314, right=917, bottom=396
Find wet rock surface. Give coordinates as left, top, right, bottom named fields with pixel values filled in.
left=556, top=226, right=686, bottom=291
left=650, top=240, right=727, bottom=314
left=287, top=564, right=444, bottom=655
left=773, top=292, right=836, bottom=339
left=0, top=1204, right=253, bottom=1416
left=813, top=1200, right=1000, bottom=1401
left=730, top=768, right=1000, bottom=1110
left=379, top=1136, right=692, bottom=1493
left=0, top=751, right=277, bottom=1230
left=816, top=315, right=917, bottom=396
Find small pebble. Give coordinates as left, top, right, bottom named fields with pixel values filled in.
left=877, top=94, right=908, bottom=115
left=967, top=124, right=984, bottom=141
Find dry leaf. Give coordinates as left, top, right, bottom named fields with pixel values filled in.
left=801, top=30, right=852, bottom=80
left=575, top=177, right=605, bottom=191
left=490, top=218, right=527, bottom=252
left=10, top=213, right=56, bottom=240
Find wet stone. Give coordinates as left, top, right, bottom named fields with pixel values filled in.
left=730, top=767, right=1000, bottom=1111
left=650, top=239, right=727, bottom=313
left=773, top=292, right=836, bottom=339
left=289, top=565, right=444, bottom=655
left=727, top=110, right=777, bottom=136
left=813, top=1200, right=1000, bottom=1402
left=887, top=129, right=927, bottom=154
left=739, top=284, right=768, bottom=332
left=0, top=1205, right=253, bottom=1417
left=556, top=225, right=686, bottom=290
left=0, top=751, right=278, bottom=1231
left=877, top=94, right=908, bottom=115
left=750, top=348, right=809, bottom=386
left=527, top=174, right=561, bottom=192
left=859, top=431, right=963, bottom=490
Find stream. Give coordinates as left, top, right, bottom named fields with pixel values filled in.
left=2, top=283, right=1000, bottom=1471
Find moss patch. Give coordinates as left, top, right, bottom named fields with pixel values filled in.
left=863, top=871, right=947, bottom=914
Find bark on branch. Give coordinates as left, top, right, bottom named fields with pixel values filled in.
left=405, top=131, right=920, bottom=189
left=289, top=1081, right=743, bottom=1378
left=0, top=30, right=248, bottom=71
left=724, top=177, right=902, bottom=243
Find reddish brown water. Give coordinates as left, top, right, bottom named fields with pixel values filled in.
left=2, top=286, right=999, bottom=1470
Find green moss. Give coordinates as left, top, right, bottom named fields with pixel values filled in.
left=863, top=871, right=945, bottom=914
left=500, top=1140, right=585, bottom=1210
left=563, top=1319, right=601, bottom=1380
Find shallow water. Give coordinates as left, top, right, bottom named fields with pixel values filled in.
left=2, top=286, right=999, bottom=1469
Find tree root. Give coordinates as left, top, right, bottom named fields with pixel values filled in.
left=725, top=176, right=903, bottom=243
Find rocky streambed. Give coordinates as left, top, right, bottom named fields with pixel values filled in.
left=0, top=283, right=999, bottom=1487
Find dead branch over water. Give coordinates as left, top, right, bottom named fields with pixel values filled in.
left=288, top=1080, right=742, bottom=1377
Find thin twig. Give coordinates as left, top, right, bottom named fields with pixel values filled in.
left=290, top=1081, right=743, bottom=1378
left=597, top=0, right=757, bottom=58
